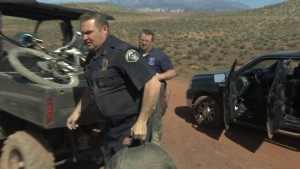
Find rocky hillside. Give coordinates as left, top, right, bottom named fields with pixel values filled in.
left=61, top=0, right=298, bottom=16
left=247, top=0, right=300, bottom=16
left=108, top=0, right=249, bottom=12
left=39, top=0, right=300, bottom=75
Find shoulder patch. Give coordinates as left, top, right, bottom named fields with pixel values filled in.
left=125, top=49, right=139, bottom=62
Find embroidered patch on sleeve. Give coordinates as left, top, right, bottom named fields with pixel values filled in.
left=125, top=49, right=139, bottom=62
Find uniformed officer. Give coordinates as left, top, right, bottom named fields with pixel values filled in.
left=66, top=11, right=161, bottom=166
left=138, top=29, right=177, bottom=145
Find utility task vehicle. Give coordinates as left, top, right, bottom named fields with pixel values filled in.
left=186, top=51, right=300, bottom=139
left=0, top=1, right=113, bottom=168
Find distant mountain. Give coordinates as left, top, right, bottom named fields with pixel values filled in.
left=107, top=0, right=250, bottom=12
left=248, top=0, right=299, bottom=16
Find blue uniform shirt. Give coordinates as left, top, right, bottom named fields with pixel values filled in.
left=142, top=48, right=174, bottom=83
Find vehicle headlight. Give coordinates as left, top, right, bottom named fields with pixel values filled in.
left=188, top=81, right=192, bottom=89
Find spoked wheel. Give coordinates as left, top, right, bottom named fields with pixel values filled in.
left=8, top=47, right=79, bottom=87
left=193, top=95, right=222, bottom=128
left=0, top=131, right=55, bottom=169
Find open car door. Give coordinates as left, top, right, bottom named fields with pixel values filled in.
left=223, top=60, right=238, bottom=130
left=266, top=59, right=291, bottom=139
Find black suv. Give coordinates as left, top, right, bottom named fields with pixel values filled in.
left=186, top=51, right=300, bottom=139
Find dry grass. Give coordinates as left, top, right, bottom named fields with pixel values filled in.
left=2, top=1, right=300, bottom=78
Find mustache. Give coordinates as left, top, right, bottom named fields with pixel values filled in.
left=83, top=40, right=91, bottom=45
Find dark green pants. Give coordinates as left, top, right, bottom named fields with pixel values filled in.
left=151, top=83, right=167, bottom=145
left=101, top=115, right=152, bottom=167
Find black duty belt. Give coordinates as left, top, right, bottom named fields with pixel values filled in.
left=110, top=114, right=137, bottom=127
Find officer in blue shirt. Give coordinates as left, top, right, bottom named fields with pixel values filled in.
left=67, top=12, right=161, bottom=166
left=139, top=29, right=176, bottom=145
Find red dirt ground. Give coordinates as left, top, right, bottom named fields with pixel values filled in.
left=160, top=76, right=299, bottom=169
left=59, top=75, right=299, bottom=169
left=1, top=75, right=298, bottom=169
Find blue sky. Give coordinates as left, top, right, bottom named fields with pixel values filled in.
left=38, top=0, right=287, bottom=9
left=228, top=0, right=286, bottom=8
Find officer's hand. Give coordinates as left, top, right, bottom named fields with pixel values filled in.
left=66, top=112, right=80, bottom=130
left=155, top=73, right=162, bottom=81
left=130, top=122, right=147, bottom=140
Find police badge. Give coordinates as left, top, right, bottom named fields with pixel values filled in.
left=102, top=58, right=108, bottom=71
left=125, top=49, right=139, bottom=62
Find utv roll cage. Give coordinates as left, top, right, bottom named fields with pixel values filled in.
left=0, top=0, right=114, bottom=45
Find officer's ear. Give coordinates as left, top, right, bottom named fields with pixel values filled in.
left=102, top=25, right=109, bottom=35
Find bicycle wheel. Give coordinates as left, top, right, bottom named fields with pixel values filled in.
left=8, top=47, right=79, bottom=87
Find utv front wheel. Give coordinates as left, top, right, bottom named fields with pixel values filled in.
left=0, top=131, right=55, bottom=169
left=193, top=95, right=222, bottom=128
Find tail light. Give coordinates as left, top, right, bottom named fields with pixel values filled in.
left=46, top=98, right=53, bottom=125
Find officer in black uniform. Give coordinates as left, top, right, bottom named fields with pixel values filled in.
left=66, top=11, right=161, bottom=166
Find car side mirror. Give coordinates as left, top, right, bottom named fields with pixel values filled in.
left=214, top=74, right=226, bottom=90
left=214, top=74, right=226, bottom=83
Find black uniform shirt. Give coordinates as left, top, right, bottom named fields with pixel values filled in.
left=84, top=35, right=155, bottom=121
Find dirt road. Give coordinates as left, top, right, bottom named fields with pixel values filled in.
left=161, top=76, right=300, bottom=169
left=2, top=76, right=300, bottom=169
left=60, top=75, right=299, bottom=169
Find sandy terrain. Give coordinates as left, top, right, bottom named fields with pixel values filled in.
left=1, top=75, right=299, bottom=169
left=161, top=76, right=299, bottom=169
left=59, top=75, right=299, bottom=169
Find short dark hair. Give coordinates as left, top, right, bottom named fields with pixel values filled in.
left=140, top=29, right=154, bottom=42
left=79, top=11, right=109, bottom=29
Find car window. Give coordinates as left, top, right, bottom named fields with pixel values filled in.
left=252, top=59, right=278, bottom=69
left=238, top=59, right=278, bottom=77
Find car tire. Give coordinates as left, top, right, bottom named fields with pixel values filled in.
left=0, top=131, right=55, bottom=169
left=193, top=95, right=222, bottom=128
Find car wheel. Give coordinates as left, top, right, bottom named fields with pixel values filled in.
left=193, top=95, right=222, bottom=128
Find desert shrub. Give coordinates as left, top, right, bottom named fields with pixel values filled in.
left=255, top=45, right=264, bottom=50
left=239, top=44, right=246, bottom=49
left=287, top=42, right=298, bottom=48
left=279, top=45, right=289, bottom=50
left=210, top=47, right=217, bottom=53
left=187, top=43, right=193, bottom=48
left=220, top=49, right=229, bottom=55
left=217, top=56, right=224, bottom=61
